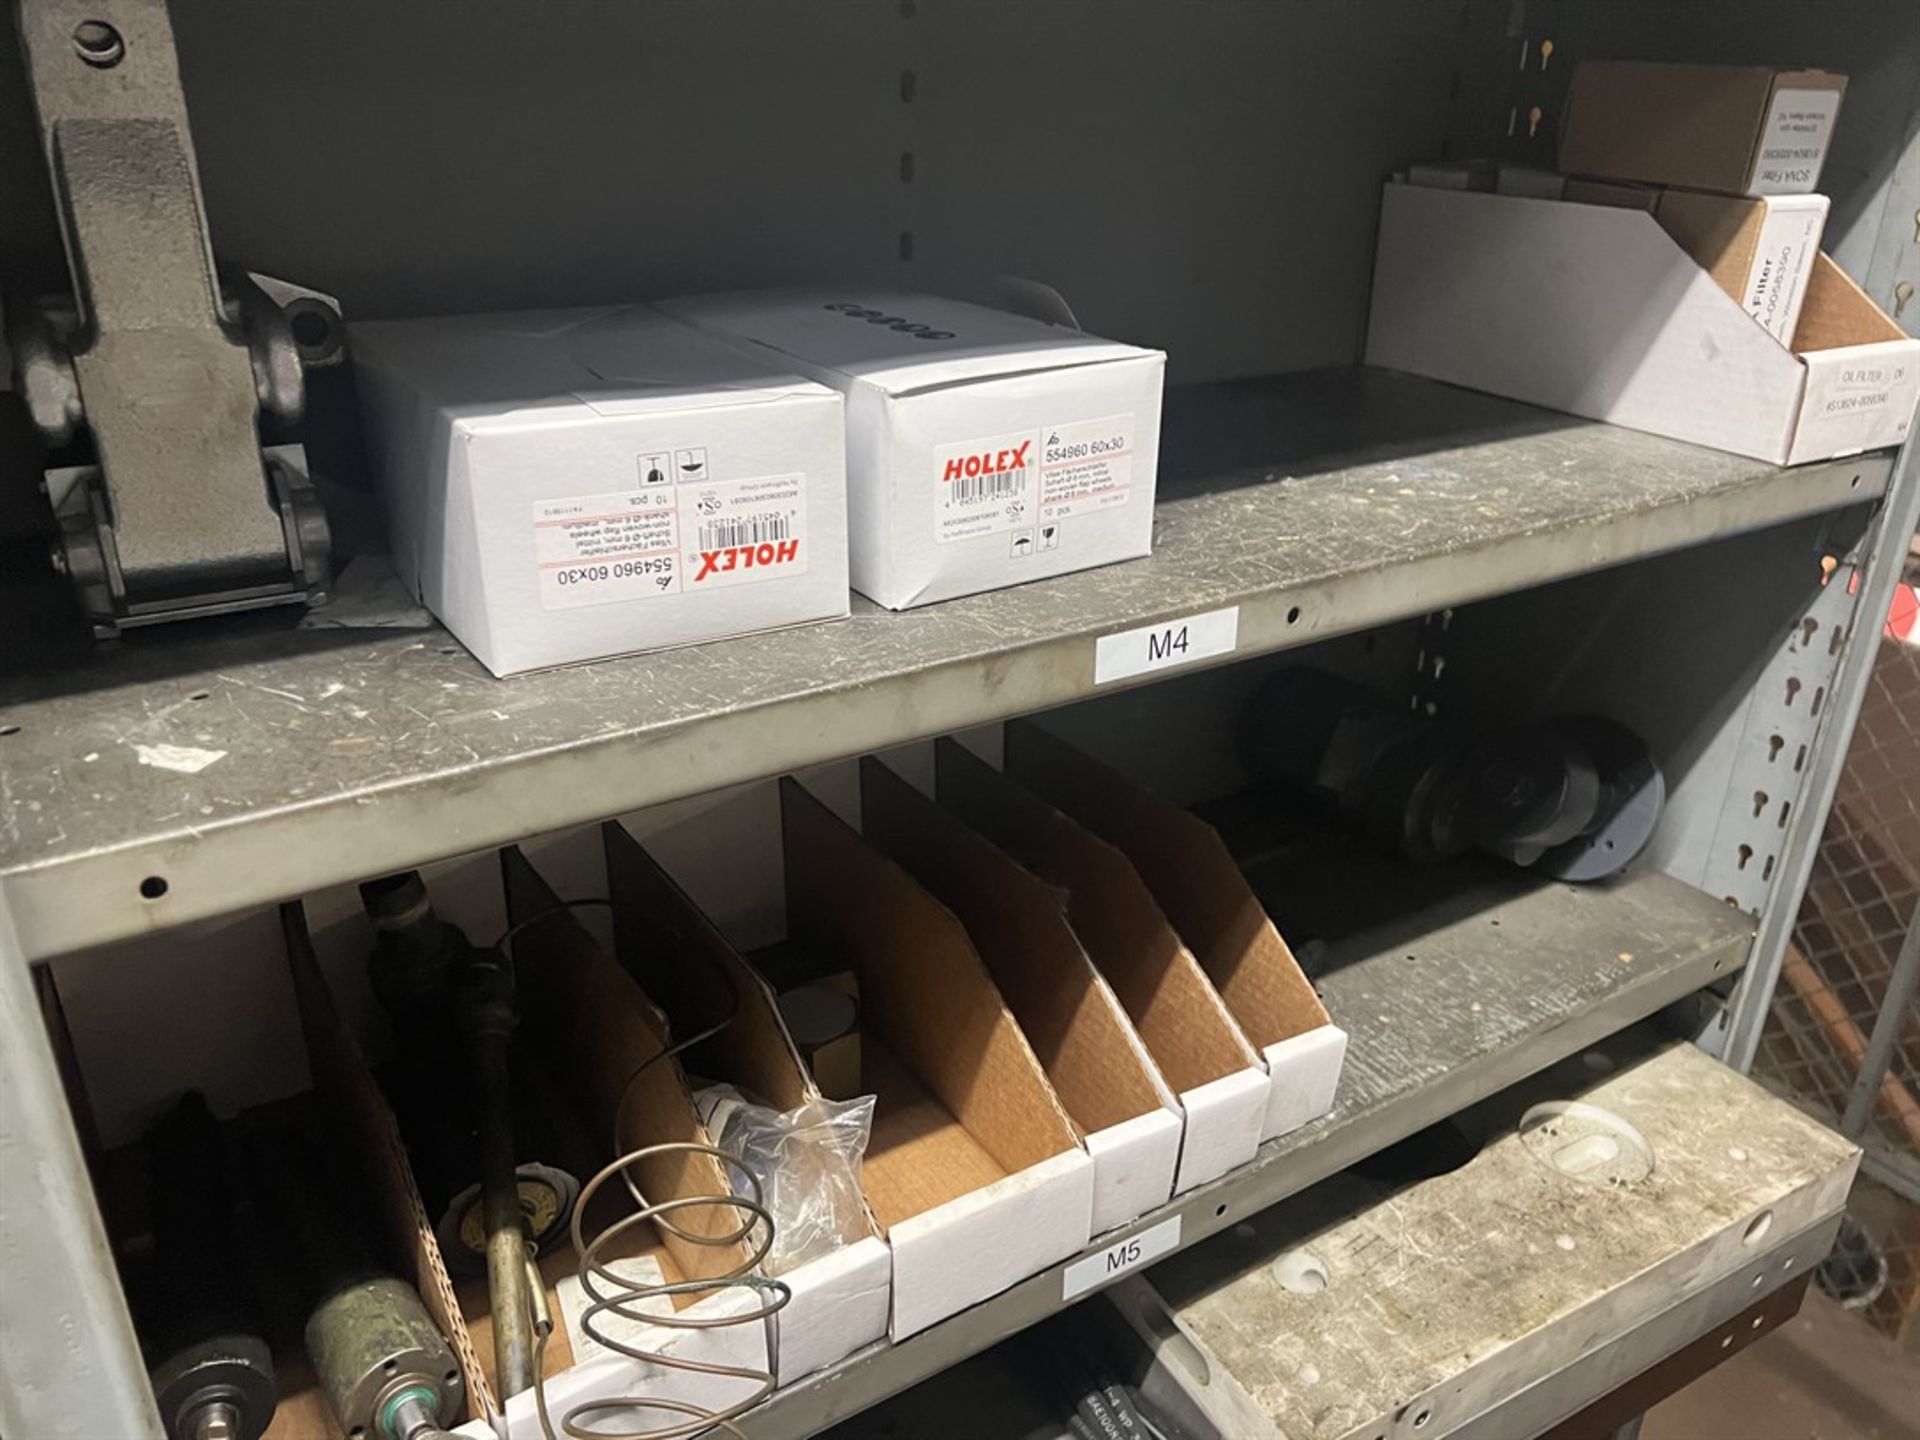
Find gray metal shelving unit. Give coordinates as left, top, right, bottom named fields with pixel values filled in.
left=3, top=2, right=1917, bottom=1437
left=2, top=370, right=1913, bottom=1440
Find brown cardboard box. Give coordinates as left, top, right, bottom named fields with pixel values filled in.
left=1563, top=182, right=1829, bottom=343
left=858, top=755, right=1184, bottom=1233
left=1560, top=61, right=1845, bottom=196
left=1003, top=722, right=1346, bottom=1141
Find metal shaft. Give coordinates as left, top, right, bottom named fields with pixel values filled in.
left=186, top=1399, right=239, bottom=1440
left=474, top=1028, right=535, bottom=1398
left=385, top=1390, right=459, bottom=1440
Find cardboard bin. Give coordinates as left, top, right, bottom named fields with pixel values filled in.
left=597, top=819, right=892, bottom=1380
left=1366, top=182, right=1919, bottom=465
left=1004, top=722, right=1347, bottom=1142
left=859, top=755, right=1185, bottom=1235
left=935, top=739, right=1272, bottom=1190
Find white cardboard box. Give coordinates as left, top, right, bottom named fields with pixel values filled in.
left=1366, top=183, right=1919, bottom=466
left=661, top=289, right=1166, bottom=609
left=353, top=306, right=850, bottom=676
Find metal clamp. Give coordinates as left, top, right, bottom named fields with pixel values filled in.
left=10, top=0, right=331, bottom=635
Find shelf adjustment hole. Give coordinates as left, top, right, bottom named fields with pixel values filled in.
left=72, top=19, right=124, bottom=66
left=139, top=876, right=169, bottom=900
left=0, top=723, right=18, bottom=737
left=1286, top=606, right=1302, bottom=625
left=1414, top=1409, right=1433, bottom=1430
left=1743, top=1210, right=1773, bottom=1246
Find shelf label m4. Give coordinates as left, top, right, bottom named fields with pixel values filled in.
left=1094, top=606, right=1239, bottom=684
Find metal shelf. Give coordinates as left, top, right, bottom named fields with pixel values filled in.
left=742, top=858, right=1756, bottom=1438
left=0, top=368, right=1884, bottom=960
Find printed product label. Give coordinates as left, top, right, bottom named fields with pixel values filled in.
left=683, top=473, right=809, bottom=590
left=534, top=470, right=808, bottom=609
left=934, top=412, right=1136, bottom=546
left=1743, top=202, right=1822, bottom=340
left=1041, top=413, right=1134, bottom=521
left=934, top=427, right=1036, bottom=544
left=1752, top=88, right=1839, bottom=194
left=534, top=489, right=681, bottom=610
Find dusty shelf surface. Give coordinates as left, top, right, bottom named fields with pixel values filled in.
left=740, top=857, right=1757, bottom=1438
left=0, top=367, right=1879, bottom=957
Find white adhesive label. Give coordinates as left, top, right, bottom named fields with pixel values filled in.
left=1062, top=1215, right=1182, bottom=1301
left=1094, top=606, right=1239, bottom=685
left=534, top=471, right=807, bottom=610
left=683, top=473, right=809, bottom=591
left=1743, top=201, right=1823, bottom=341
left=1041, top=413, right=1135, bottom=521
left=1752, top=87, right=1839, bottom=194
left=934, top=427, right=1035, bottom=545
left=933, top=412, right=1135, bottom=548
left=535, top=489, right=681, bottom=610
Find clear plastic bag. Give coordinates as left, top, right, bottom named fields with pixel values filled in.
left=693, top=1083, right=876, bottom=1276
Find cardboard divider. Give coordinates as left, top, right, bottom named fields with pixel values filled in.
left=597, top=820, right=893, bottom=1381
left=778, top=775, right=1097, bottom=1337
left=501, top=846, right=751, bottom=1274
left=281, top=902, right=496, bottom=1429
left=486, top=846, right=779, bottom=1438
left=1792, top=253, right=1907, bottom=354
left=933, top=739, right=1270, bottom=1191
left=1004, top=722, right=1348, bottom=1142
left=858, top=756, right=1183, bottom=1234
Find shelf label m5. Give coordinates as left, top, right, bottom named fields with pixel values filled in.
left=1095, top=606, right=1239, bottom=684
left=1063, top=1215, right=1182, bottom=1300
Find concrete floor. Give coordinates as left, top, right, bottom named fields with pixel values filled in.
left=1644, top=1291, right=1918, bottom=1440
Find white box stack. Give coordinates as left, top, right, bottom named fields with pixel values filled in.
left=663, top=289, right=1165, bottom=609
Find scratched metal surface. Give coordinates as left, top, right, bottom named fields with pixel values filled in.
left=1147, top=1042, right=1860, bottom=1440
left=0, top=368, right=1889, bottom=958
left=742, top=859, right=1754, bottom=1439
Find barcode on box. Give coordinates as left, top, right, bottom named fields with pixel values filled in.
left=699, top=511, right=792, bottom=552
left=947, top=467, right=1026, bottom=506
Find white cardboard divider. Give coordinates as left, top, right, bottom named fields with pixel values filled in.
left=935, top=739, right=1271, bottom=1191
left=780, top=777, right=1096, bottom=1338
left=1004, top=723, right=1345, bottom=1146
left=1365, top=182, right=1918, bottom=466
left=859, top=755, right=1183, bottom=1236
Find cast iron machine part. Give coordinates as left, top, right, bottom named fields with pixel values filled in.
left=137, top=1092, right=278, bottom=1440
left=359, top=872, right=539, bottom=1400
left=261, top=1129, right=466, bottom=1440
left=9, top=0, right=332, bottom=636
left=1240, top=668, right=1662, bottom=882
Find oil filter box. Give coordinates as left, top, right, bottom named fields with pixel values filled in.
left=1559, top=61, right=1846, bottom=196
left=353, top=306, right=849, bottom=676
left=662, top=289, right=1165, bottom=610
